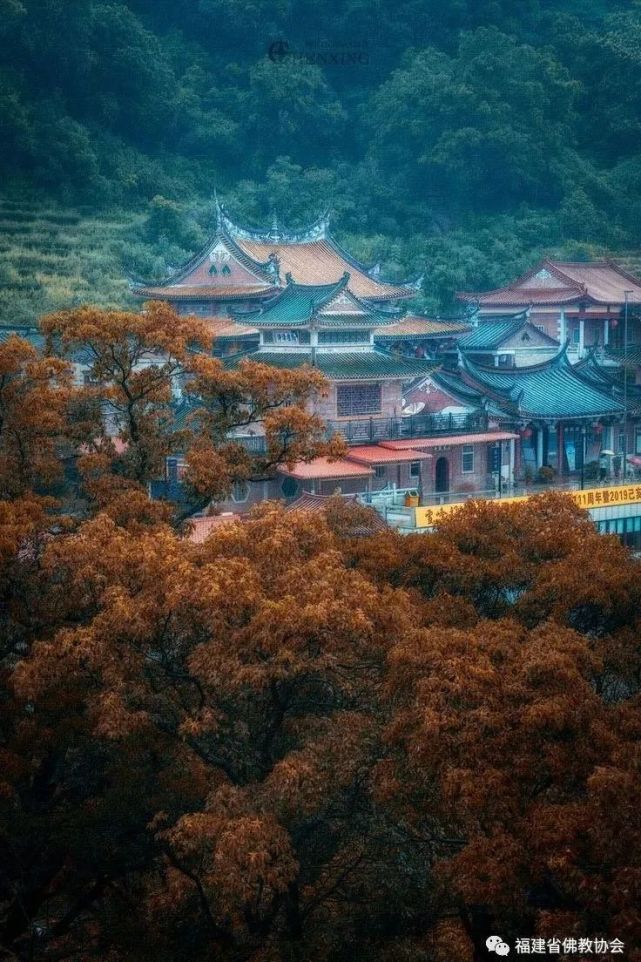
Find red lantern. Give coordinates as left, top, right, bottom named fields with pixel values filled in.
left=521, top=426, right=533, bottom=440
left=593, top=422, right=603, bottom=434
left=611, top=318, right=618, bottom=329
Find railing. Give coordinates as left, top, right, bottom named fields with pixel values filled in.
left=229, top=435, right=267, bottom=453
left=360, top=486, right=422, bottom=531
left=326, top=412, right=488, bottom=445
left=225, top=413, right=490, bottom=454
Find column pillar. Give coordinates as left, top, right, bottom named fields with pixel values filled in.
left=509, top=438, right=516, bottom=485
left=536, top=427, right=544, bottom=469
left=559, top=309, right=567, bottom=344
left=604, top=317, right=610, bottom=347
left=557, top=423, right=564, bottom=477
left=579, top=318, right=585, bottom=358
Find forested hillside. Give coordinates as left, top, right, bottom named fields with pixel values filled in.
left=1, top=0, right=641, bottom=318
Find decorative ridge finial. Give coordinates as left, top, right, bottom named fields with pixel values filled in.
left=214, top=190, right=223, bottom=230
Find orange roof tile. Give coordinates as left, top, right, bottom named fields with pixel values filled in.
left=551, top=262, right=641, bottom=304
left=346, top=445, right=432, bottom=464
left=375, top=316, right=472, bottom=337
left=236, top=238, right=413, bottom=301
left=135, top=285, right=275, bottom=301
left=380, top=431, right=518, bottom=450
left=203, top=317, right=259, bottom=338
left=286, top=492, right=389, bottom=530
left=279, top=457, right=375, bottom=480
left=459, top=260, right=641, bottom=307
left=187, top=513, right=239, bottom=543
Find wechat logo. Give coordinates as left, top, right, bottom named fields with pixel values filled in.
left=486, top=936, right=510, bottom=956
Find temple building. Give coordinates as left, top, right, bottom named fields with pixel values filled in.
left=132, top=203, right=420, bottom=321
left=458, top=259, right=641, bottom=361
left=405, top=343, right=639, bottom=487
left=225, top=272, right=433, bottom=435
left=454, top=310, right=560, bottom=368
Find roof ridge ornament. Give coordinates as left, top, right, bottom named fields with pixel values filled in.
left=464, top=298, right=480, bottom=323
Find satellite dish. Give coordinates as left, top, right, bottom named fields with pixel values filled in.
left=402, top=401, right=425, bottom=416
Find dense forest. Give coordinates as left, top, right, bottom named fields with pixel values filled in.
left=2, top=0, right=641, bottom=318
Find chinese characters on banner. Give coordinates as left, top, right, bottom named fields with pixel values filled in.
left=415, top=485, right=641, bottom=528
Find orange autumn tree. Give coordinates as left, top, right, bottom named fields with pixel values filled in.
left=0, top=334, right=89, bottom=499
left=2, top=388, right=641, bottom=962
left=369, top=494, right=641, bottom=961
left=3, top=505, right=431, bottom=962
left=42, top=303, right=343, bottom=516
left=179, top=352, right=344, bottom=512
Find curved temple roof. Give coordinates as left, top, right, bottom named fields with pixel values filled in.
left=458, top=259, right=641, bottom=308
left=133, top=203, right=421, bottom=304
left=233, top=274, right=402, bottom=328
left=224, top=348, right=434, bottom=381
left=459, top=346, right=626, bottom=419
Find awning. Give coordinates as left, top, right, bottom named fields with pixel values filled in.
left=379, top=431, right=519, bottom=451
left=279, top=457, right=374, bottom=481
left=627, top=455, right=641, bottom=468
left=346, top=445, right=432, bottom=465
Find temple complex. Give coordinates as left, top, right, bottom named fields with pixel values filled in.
left=129, top=219, right=641, bottom=535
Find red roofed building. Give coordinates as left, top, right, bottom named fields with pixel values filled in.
left=458, top=259, right=641, bottom=361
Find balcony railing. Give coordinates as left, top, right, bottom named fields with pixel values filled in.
left=326, top=411, right=489, bottom=445
left=225, top=413, right=490, bottom=454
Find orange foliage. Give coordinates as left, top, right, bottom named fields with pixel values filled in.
left=1, top=372, right=641, bottom=962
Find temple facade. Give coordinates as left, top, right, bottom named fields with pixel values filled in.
left=405, top=342, right=641, bottom=488
left=458, top=259, right=641, bottom=362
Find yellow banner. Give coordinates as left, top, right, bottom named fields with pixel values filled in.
left=415, top=484, right=641, bottom=529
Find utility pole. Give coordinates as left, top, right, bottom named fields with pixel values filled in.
left=624, top=291, right=632, bottom=475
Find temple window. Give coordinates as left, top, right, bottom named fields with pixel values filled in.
left=336, top=383, right=382, bottom=417
left=263, top=330, right=310, bottom=345
left=318, top=330, right=371, bottom=345
left=209, top=264, right=217, bottom=275
left=374, top=465, right=386, bottom=479
left=231, top=480, right=250, bottom=503
left=222, top=264, right=231, bottom=275
left=410, top=461, right=421, bottom=479
left=462, top=445, right=475, bottom=473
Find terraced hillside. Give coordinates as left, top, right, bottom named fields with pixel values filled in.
left=0, top=198, right=142, bottom=326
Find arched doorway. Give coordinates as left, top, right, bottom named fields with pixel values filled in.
left=435, top=456, right=450, bottom=493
